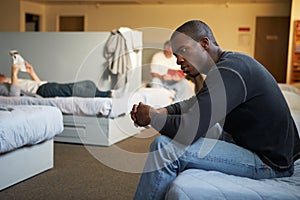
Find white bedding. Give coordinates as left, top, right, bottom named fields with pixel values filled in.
left=0, top=105, right=63, bottom=153
left=0, top=87, right=174, bottom=119
left=133, top=87, right=175, bottom=108
left=0, top=96, right=113, bottom=117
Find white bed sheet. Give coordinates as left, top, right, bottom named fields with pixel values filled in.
left=0, top=96, right=113, bottom=117
left=133, top=87, right=175, bottom=108
left=0, top=87, right=174, bottom=119
left=0, top=105, right=63, bottom=153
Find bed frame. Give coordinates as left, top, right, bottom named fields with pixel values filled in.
left=0, top=139, right=54, bottom=190
left=54, top=87, right=174, bottom=146
left=55, top=114, right=141, bottom=146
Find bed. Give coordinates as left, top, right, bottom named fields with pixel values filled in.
left=55, top=94, right=144, bottom=146
left=0, top=87, right=174, bottom=146
left=0, top=105, right=64, bottom=190
left=166, top=160, right=300, bottom=200
left=0, top=95, right=135, bottom=146
left=57, top=87, right=174, bottom=146
left=165, top=84, right=300, bottom=199
left=0, top=30, right=146, bottom=146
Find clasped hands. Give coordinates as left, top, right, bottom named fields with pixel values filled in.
left=130, top=102, right=152, bottom=127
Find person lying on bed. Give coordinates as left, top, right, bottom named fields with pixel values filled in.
left=0, top=61, right=127, bottom=98
left=130, top=20, right=300, bottom=200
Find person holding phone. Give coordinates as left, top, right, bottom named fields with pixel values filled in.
left=0, top=61, right=127, bottom=98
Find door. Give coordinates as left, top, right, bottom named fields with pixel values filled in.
left=59, top=16, right=84, bottom=32
left=254, top=17, right=290, bottom=83
left=25, top=13, right=40, bottom=31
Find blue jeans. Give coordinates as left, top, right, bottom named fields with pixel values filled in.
left=134, top=135, right=294, bottom=200
left=36, top=80, right=111, bottom=98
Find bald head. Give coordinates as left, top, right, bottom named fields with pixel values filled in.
left=171, top=20, right=219, bottom=46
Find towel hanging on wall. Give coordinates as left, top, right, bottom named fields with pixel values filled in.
left=104, top=29, right=132, bottom=79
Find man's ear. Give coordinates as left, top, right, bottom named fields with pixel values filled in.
left=200, top=37, right=209, bottom=50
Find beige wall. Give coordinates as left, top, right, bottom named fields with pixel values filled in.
left=39, top=2, right=290, bottom=82
left=15, top=2, right=292, bottom=55
left=42, top=3, right=290, bottom=56
left=0, top=0, right=20, bottom=31
left=287, top=0, right=300, bottom=83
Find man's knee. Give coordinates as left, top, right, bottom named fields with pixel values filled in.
left=76, top=80, right=96, bottom=88
left=85, top=80, right=96, bottom=86
left=150, top=135, right=172, bottom=152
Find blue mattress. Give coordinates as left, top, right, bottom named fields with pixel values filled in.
left=0, top=105, right=63, bottom=153
left=166, top=159, right=300, bottom=200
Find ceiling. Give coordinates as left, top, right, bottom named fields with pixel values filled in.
left=21, top=0, right=291, bottom=5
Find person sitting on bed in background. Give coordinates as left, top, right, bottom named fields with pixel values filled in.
left=130, top=20, right=300, bottom=200
left=0, top=61, right=127, bottom=98
left=150, top=40, right=195, bottom=101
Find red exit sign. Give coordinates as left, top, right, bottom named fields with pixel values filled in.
left=238, top=27, right=251, bottom=32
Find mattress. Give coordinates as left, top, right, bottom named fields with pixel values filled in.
left=166, top=160, right=300, bottom=200
left=0, top=96, right=114, bottom=117
left=0, top=105, right=63, bottom=153
left=0, top=87, right=174, bottom=118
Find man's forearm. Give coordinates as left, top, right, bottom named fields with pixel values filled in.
left=151, top=72, right=163, bottom=79
left=29, top=71, right=41, bottom=83
left=155, top=107, right=168, bottom=115
left=11, top=70, right=19, bottom=86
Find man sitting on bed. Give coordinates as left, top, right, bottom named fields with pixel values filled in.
left=130, top=20, right=300, bottom=200
left=0, top=61, right=127, bottom=98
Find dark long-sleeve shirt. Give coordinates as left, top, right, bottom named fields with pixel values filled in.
left=150, top=51, right=300, bottom=171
